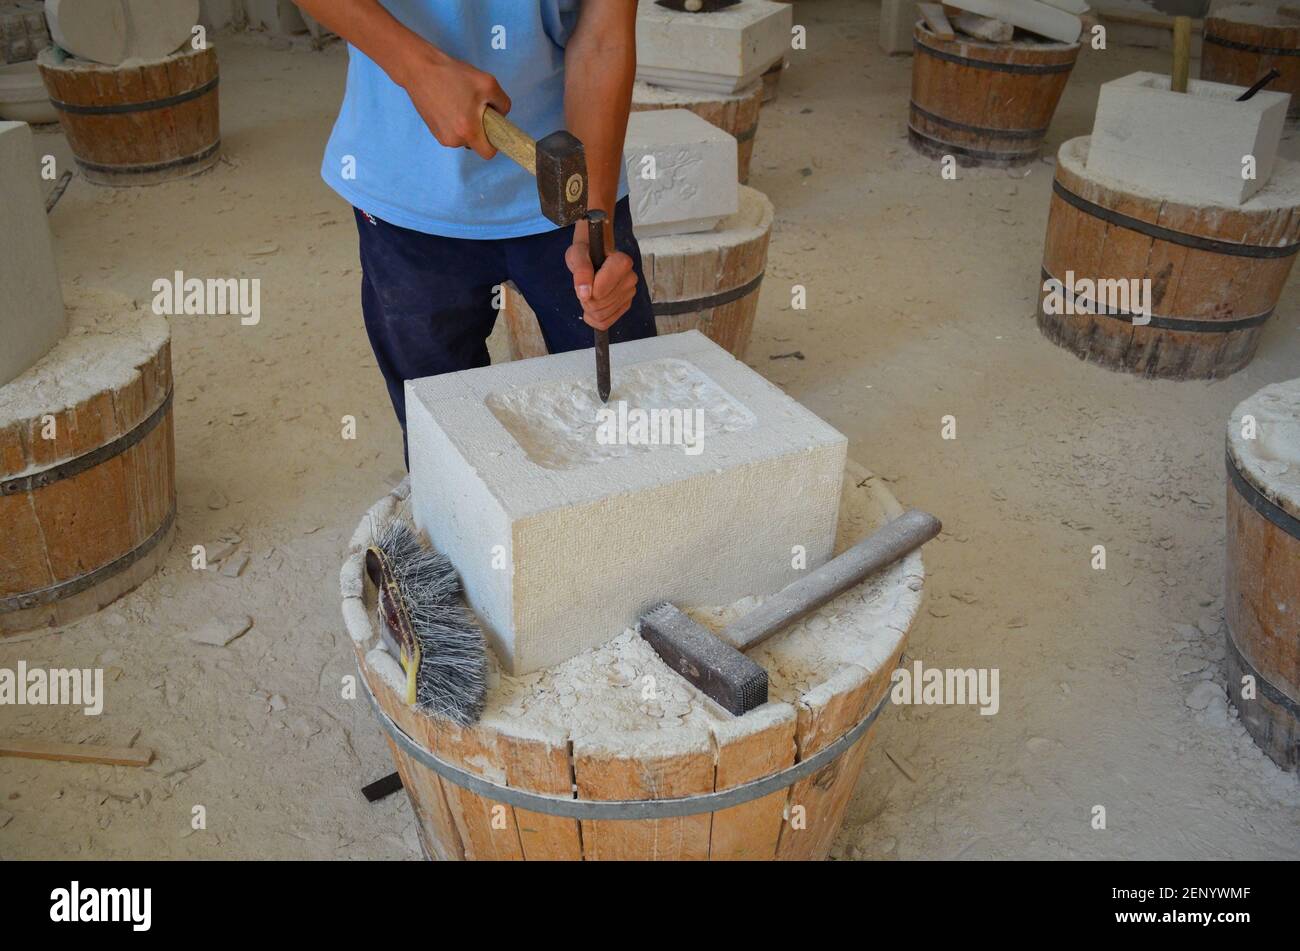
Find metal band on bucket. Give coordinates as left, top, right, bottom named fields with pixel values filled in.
left=1227, top=449, right=1300, bottom=542
left=362, top=665, right=891, bottom=821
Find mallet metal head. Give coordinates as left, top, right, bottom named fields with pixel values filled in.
left=535, top=130, right=587, bottom=227
left=638, top=603, right=769, bottom=716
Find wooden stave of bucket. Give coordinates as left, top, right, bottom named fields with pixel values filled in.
left=908, top=22, right=1079, bottom=167
left=37, top=45, right=220, bottom=186
left=1037, top=136, right=1300, bottom=380
left=505, top=185, right=774, bottom=362
left=760, top=58, right=786, bottom=104
left=1201, top=15, right=1300, bottom=121
left=1225, top=383, right=1299, bottom=771
left=342, top=463, right=921, bottom=861
left=631, top=79, right=762, bottom=184
left=0, top=313, right=176, bottom=635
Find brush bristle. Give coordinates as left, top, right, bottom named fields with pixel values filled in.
left=375, top=519, right=488, bottom=726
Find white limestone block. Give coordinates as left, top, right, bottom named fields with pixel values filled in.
left=880, top=0, right=919, bottom=54
left=406, top=331, right=847, bottom=676
left=46, top=0, right=198, bottom=65
left=623, top=109, right=739, bottom=238
left=1038, top=0, right=1089, bottom=13
left=945, top=0, right=1082, bottom=43
left=954, top=12, right=1014, bottom=41
left=126, top=0, right=200, bottom=58
left=46, top=0, right=128, bottom=64
left=1088, top=71, right=1288, bottom=206
left=0, top=121, right=65, bottom=387
left=636, top=0, right=793, bottom=94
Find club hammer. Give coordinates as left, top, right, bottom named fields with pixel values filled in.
left=639, top=509, right=942, bottom=716
left=482, top=106, right=611, bottom=400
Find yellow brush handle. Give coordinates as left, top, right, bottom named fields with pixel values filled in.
left=1171, top=16, right=1191, bottom=93
left=483, top=107, right=536, bottom=174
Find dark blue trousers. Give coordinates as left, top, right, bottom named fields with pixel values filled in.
left=355, top=197, right=656, bottom=451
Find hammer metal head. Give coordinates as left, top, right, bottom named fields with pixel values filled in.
left=638, top=603, right=769, bottom=716
left=535, top=130, right=587, bottom=227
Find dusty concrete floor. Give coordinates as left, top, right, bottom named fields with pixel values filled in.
left=2, top=0, right=1297, bottom=859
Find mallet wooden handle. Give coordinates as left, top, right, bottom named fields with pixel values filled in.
left=717, top=509, right=942, bottom=652
left=483, top=106, right=536, bottom=174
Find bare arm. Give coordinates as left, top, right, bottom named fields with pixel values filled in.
left=562, top=0, right=640, bottom=330
left=295, top=0, right=509, bottom=157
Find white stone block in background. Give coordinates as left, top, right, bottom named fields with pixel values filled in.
left=46, top=0, right=199, bottom=65
left=944, top=0, right=1082, bottom=43
left=623, top=109, right=738, bottom=238
left=407, top=331, right=847, bottom=676
left=880, top=0, right=918, bottom=54
left=636, top=0, right=793, bottom=94
left=1088, top=71, right=1288, bottom=206
left=0, top=121, right=65, bottom=387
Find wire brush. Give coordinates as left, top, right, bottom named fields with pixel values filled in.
left=365, top=518, right=488, bottom=726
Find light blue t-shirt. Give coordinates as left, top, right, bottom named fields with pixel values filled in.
left=322, top=0, right=625, bottom=239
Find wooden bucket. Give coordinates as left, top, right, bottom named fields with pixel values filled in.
left=1038, top=136, right=1300, bottom=380
left=1226, top=380, right=1299, bottom=771
left=0, top=292, right=175, bottom=634
left=632, top=80, right=762, bottom=184
left=760, top=58, right=785, bottom=104
left=1202, top=13, right=1300, bottom=121
left=505, top=185, right=773, bottom=361
left=342, top=461, right=924, bottom=860
left=38, top=45, right=220, bottom=186
left=909, top=23, right=1079, bottom=167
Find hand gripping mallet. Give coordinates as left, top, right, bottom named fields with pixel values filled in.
left=482, top=106, right=612, bottom=400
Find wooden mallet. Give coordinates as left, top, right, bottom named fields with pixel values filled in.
left=482, top=107, right=612, bottom=400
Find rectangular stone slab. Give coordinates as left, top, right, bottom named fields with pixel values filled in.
left=624, top=109, right=739, bottom=239
left=0, top=121, right=65, bottom=387
left=636, top=0, right=793, bottom=94
left=406, top=331, right=847, bottom=676
left=1088, top=71, right=1288, bottom=206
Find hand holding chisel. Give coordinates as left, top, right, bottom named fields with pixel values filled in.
left=482, top=106, right=623, bottom=401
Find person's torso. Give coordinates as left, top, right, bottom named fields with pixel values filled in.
left=322, top=0, right=588, bottom=238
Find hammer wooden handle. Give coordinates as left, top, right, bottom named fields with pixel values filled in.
left=483, top=106, right=536, bottom=174
left=718, top=509, right=941, bottom=652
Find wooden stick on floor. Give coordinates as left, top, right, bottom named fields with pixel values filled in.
left=0, top=738, right=153, bottom=768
